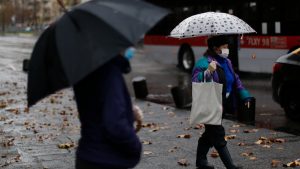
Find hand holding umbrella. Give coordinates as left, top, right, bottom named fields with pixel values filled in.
left=133, top=105, right=143, bottom=133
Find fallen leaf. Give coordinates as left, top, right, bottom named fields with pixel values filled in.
left=0, top=116, right=7, bottom=121
left=167, top=111, right=176, bottom=117
left=237, top=142, right=246, bottom=146
left=224, top=135, right=236, bottom=141
left=0, top=92, right=9, bottom=96
left=149, top=127, right=160, bottom=132
left=143, top=151, right=153, bottom=155
left=283, top=159, right=300, bottom=167
left=162, top=107, right=169, bottom=111
left=177, top=159, right=189, bottom=166
left=6, top=108, right=20, bottom=114
left=57, top=142, right=75, bottom=149
left=271, top=160, right=281, bottom=167
left=24, top=107, right=29, bottom=113
left=229, top=129, right=239, bottom=133
left=177, top=134, right=191, bottom=139
left=255, top=140, right=263, bottom=145
left=168, top=146, right=179, bottom=153
left=249, top=156, right=257, bottom=160
left=194, top=124, right=204, bottom=129
left=210, top=151, right=219, bottom=158
left=184, top=127, right=192, bottom=130
left=244, top=129, right=259, bottom=133
left=0, top=101, right=7, bottom=109
left=241, top=152, right=254, bottom=157
left=2, top=138, right=15, bottom=147
left=274, top=138, right=285, bottom=143
left=255, top=137, right=285, bottom=145
left=142, top=141, right=152, bottom=145
left=259, top=136, right=268, bottom=140
left=142, top=123, right=157, bottom=128
left=262, top=145, right=271, bottom=148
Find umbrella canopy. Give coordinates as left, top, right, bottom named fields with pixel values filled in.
left=28, top=0, right=169, bottom=107
left=170, top=12, right=256, bottom=38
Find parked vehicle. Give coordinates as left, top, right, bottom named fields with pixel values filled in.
left=272, top=48, right=300, bottom=120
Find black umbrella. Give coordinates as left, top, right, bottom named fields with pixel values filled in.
left=27, top=0, right=169, bottom=107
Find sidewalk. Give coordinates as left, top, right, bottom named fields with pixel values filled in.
left=1, top=79, right=300, bottom=169
left=1, top=36, right=299, bottom=169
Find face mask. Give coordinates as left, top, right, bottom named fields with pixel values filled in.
left=124, top=47, right=136, bottom=60
left=219, top=48, right=229, bottom=58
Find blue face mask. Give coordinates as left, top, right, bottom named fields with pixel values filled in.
left=124, top=47, right=136, bottom=60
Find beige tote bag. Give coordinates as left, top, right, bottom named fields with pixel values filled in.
left=190, top=81, right=223, bottom=125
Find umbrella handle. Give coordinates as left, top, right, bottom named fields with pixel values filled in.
left=56, top=0, right=81, bottom=31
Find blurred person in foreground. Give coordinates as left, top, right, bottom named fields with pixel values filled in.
left=73, top=47, right=143, bottom=169
left=192, top=35, right=251, bottom=169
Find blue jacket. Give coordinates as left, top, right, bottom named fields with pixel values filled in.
left=73, top=57, right=142, bottom=168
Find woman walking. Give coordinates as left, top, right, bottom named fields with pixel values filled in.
left=192, top=35, right=251, bottom=169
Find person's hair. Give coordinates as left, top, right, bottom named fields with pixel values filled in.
left=207, top=35, right=229, bottom=50
left=203, top=49, right=215, bottom=57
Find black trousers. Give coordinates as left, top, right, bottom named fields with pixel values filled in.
left=198, top=124, right=227, bottom=148
left=75, top=158, right=127, bottom=169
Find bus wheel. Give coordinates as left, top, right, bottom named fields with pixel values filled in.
left=178, top=46, right=195, bottom=72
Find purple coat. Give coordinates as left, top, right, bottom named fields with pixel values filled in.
left=192, top=55, right=251, bottom=111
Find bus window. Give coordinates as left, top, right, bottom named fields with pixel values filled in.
left=275, top=22, right=281, bottom=34
left=262, top=23, right=267, bottom=35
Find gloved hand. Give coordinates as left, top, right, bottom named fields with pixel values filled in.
left=207, top=61, right=217, bottom=72
left=133, top=105, right=143, bottom=133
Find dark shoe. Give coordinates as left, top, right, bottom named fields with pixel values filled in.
left=196, top=161, right=215, bottom=169
left=216, top=146, right=242, bottom=169
left=196, top=140, right=214, bottom=169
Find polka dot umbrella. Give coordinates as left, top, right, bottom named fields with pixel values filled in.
left=170, top=12, right=256, bottom=38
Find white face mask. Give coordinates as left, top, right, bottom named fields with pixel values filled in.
left=219, top=48, right=229, bottom=58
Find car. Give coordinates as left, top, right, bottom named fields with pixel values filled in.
left=272, top=47, right=300, bottom=120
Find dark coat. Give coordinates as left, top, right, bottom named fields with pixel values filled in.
left=73, top=57, right=142, bottom=168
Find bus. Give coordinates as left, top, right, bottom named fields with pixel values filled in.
left=144, top=0, right=300, bottom=73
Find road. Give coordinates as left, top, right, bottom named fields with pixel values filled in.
left=1, top=35, right=299, bottom=135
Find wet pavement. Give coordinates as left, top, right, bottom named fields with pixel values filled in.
left=0, top=35, right=300, bottom=168
left=124, top=47, right=300, bottom=136
left=0, top=35, right=299, bottom=136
